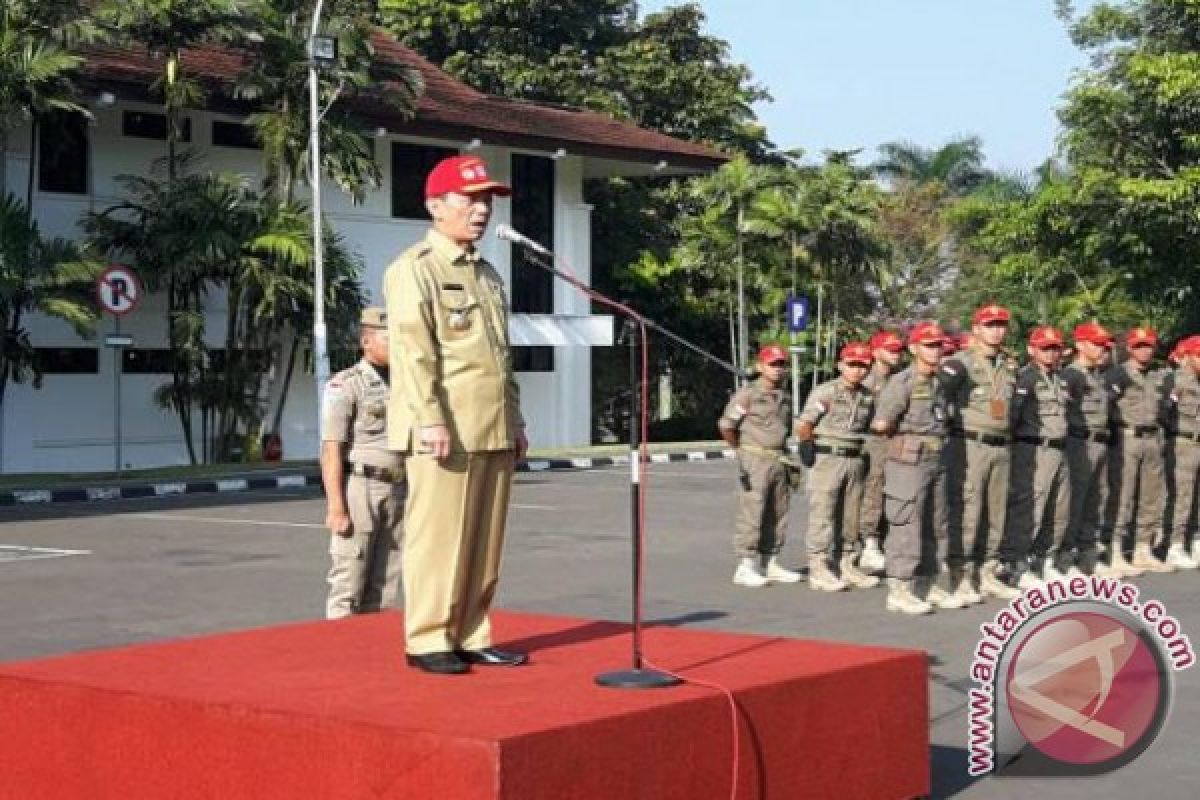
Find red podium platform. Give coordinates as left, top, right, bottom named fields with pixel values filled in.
left=0, top=611, right=928, bottom=800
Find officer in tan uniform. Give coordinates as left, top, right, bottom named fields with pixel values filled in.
left=1162, top=334, right=1200, bottom=569
left=796, top=342, right=878, bottom=591
left=871, top=322, right=958, bottom=615
left=320, top=308, right=406, bottom=619
left=1108, top=326, right=1173, bottom=574
left=858, top=330, right=905, bottom=574
left=718, top=344, right=803, bottom=588
left=939, top=304, right=1020, bottom=600
left=1006, top=326, right=1072, bottom=587
left=1062, top=322, right=1120, bottom=577
left=384, top=155, right=528, bottom=675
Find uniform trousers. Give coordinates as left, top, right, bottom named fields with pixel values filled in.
left=326, top=474, right=405, bottom=619
left=883, top=446, right=947, bottom=580
left=1168, top=437, right=1200, bottom=547
left=734, top=450, right=790, bottom=558
left=1064, top=437, right=1109, bottom=560
left=805, top=453, right=865, bottom=556
left=859, top=436, right=888, bottom=543
left=403, top=450, right=515, bottom=655
left=1005, top=443, right=1071, bottom=564
left=1112, top=433, right=1165, bottom=548
left=955, top=437, right=1010, bottom=566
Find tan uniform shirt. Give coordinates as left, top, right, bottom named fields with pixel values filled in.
left=875, top=366, right=948, bottom=436
left=799, top=378, right=874, bottom=445
left=322, top=359, right=404, bottom=470
left=1107, top=361, right=1162, bottom=429
left=1165, top=367, right=1200, bottom=435
left=1011, top=365, right=1069, bottom=440
left=384, top=229, right=524, bottom=453
left=940, top=346, right=1017, bottom=434
left=719, top=379, right=791, bottom=450
left=1062, top=363, right=1111, bottom=434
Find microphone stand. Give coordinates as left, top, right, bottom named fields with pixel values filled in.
left=510, top=240, right=744, bottom=689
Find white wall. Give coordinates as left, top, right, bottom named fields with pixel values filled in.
left=1, top=104, right=602, bottom=472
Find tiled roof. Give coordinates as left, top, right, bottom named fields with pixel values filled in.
left=80, top=31, right=728, bottom=170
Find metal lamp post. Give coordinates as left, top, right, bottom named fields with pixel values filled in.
left=309, top=2, right=336, bottom=432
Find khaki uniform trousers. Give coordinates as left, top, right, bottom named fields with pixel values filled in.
left=403, top=450, right=515, bottom=655
left=1168, top=438, right=1200, bottom=547
left=859, top=436, right=888, bottom=542
left=805, top=454, right=865, bottom=557
left=734, top=450, right=790, bottom=558
left=1005, top=444, right=1071, bottom=563
left=883, top=449, right=947, bottom=580
left=1065, top=438, right=1109, bottom=559
left=958, top=438, right=1010, bottom=565
left=1113, top=434, right=1166, bottom=547
left=326, top=475, right=405, bottom=619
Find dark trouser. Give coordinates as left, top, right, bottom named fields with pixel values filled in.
left=1065, top=437, right=1109, bottom=567
left=1005, top=443, right=1071, bottom=567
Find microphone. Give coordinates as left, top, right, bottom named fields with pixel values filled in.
left=496, top=223, right=551, bottom=256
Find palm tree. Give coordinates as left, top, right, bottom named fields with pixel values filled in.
left=874, top=135, right=990, bottom=196
left=0, top=193, right=100, bottom=468
left=235, top=0, right=423, bottom=204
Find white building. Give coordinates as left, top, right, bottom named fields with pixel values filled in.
left=0, top=34, right=725, bottom=473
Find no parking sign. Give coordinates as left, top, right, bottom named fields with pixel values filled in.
left=96, top=265, right=143, bottom=316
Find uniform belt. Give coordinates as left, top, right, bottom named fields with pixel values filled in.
left=347, top=463, right=405, bottom=483
left=1068, top=427, right=1112, bottom=445
left=1015, top=435, right=1067, bottom=450
left=1119, top=424, right=1159, bottom=437
left=814, top=444, right=863, bottom=458
left=1170, top=430, right=1200, bottom=443
left=952, top=429, right=1010, bottom=447
left=738, top=444, right=784, bottom=459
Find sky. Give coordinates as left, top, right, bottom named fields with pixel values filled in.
left=640, top=1, right=1097, bottom=173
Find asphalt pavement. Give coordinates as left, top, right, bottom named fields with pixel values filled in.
left=2, top=459, right=1197, bottom=799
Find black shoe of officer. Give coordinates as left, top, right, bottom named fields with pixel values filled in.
left=455, top=647, right=528, bottom=667
left=406, top=651, right=471, bottom=675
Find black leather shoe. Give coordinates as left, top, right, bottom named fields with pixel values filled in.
left=455, top=647, right=528, bottom=666
left=406, top=651, right=470, bottom=675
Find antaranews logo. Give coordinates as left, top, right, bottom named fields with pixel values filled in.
left=967, top=574, right=1194, bottom=777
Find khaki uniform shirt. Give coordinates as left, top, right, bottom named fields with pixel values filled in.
left=875, top=366, right=948, bottom=436
left=1164, top=367, right=1200, bottom=435
left=1107, top=361, right=1162, bottom=429
left=384, top=229, right=524, bottom=453
left=1011, top=364, right=1069, bottom=439
left=321, top=359, right=404, bottom=469
left=940, top=346, right=1017, bottom=434
left=1062, top=363, right=1111, bottom=433
left=719, top=379, right=791, bottom=451
left=799, top=378, right=874, bottom=446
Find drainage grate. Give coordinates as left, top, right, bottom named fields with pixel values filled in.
left=0, top=545, right=91, bottom=563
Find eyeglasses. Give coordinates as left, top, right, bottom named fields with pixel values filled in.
left=766, top=360, right=788, bottom=368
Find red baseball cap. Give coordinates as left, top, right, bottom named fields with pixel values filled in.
left=869, top=330, right=905, bottom=353
left=758, top=344, right=788, bottom=364
left=1125, top=326, right=1158, bottom=347
left=425, top=155, right=512, bottom=199
left=973, top=303, right=1011, bottom=325
left=1184, top=335, right=1200, bottom=357
left=908, top=321, right=947, bottom=346
left=1028, top=325, right=1065, bottom=349
left=1072, top=321, right=1113, bottom=346
left=840, top=342, right=873, bottom=365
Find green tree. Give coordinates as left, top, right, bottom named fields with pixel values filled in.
left=0, top=193, right=100, bottom=466
left=874, top=135, right=990, bottom=196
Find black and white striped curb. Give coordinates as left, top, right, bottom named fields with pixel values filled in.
left=0, top=449, right=736, bottom=506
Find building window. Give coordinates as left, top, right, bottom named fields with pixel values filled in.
left=37, top=111, right=89, bottom=194
left=122, top=349, right=174, bottom=374
left=513, top=346, right=554, bottom=372
left=211, top=120, right=259, bottom=150
left=35, top=348, right=98, bottom=374
left=123, top=111, right=191, bottom=142
left=510, top=154, right=555, bottom=372
left=391, top=143, right=457, bottom=219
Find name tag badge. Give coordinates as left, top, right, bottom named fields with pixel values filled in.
left=990, top=398, right=1007, bottom=420
left=447, top=309, right=471, bottom=331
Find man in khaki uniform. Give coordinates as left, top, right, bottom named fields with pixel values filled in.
left=718, top=344, right=802, bottom=588
left=1162, top=334, right=1200, bottom=568
left=1062, top=322, right=1119, bottom=577
left=1108, top=326, right=1173, bottom=574
left=871, top=322, right=957, bottom=615
left=1006, top=326, right=1072, bottom=587
left=320, top=308, right=405, bottom=619
left=858, top=330, right=905, bottom=573
left=797, top=342, right=878, bottom=591
left=939, top=304, right=1020, bottom=600
left=384, top=155, right=528, bottom=675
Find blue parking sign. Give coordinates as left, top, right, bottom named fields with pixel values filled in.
left=786, top=295, right=809, bottom=332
